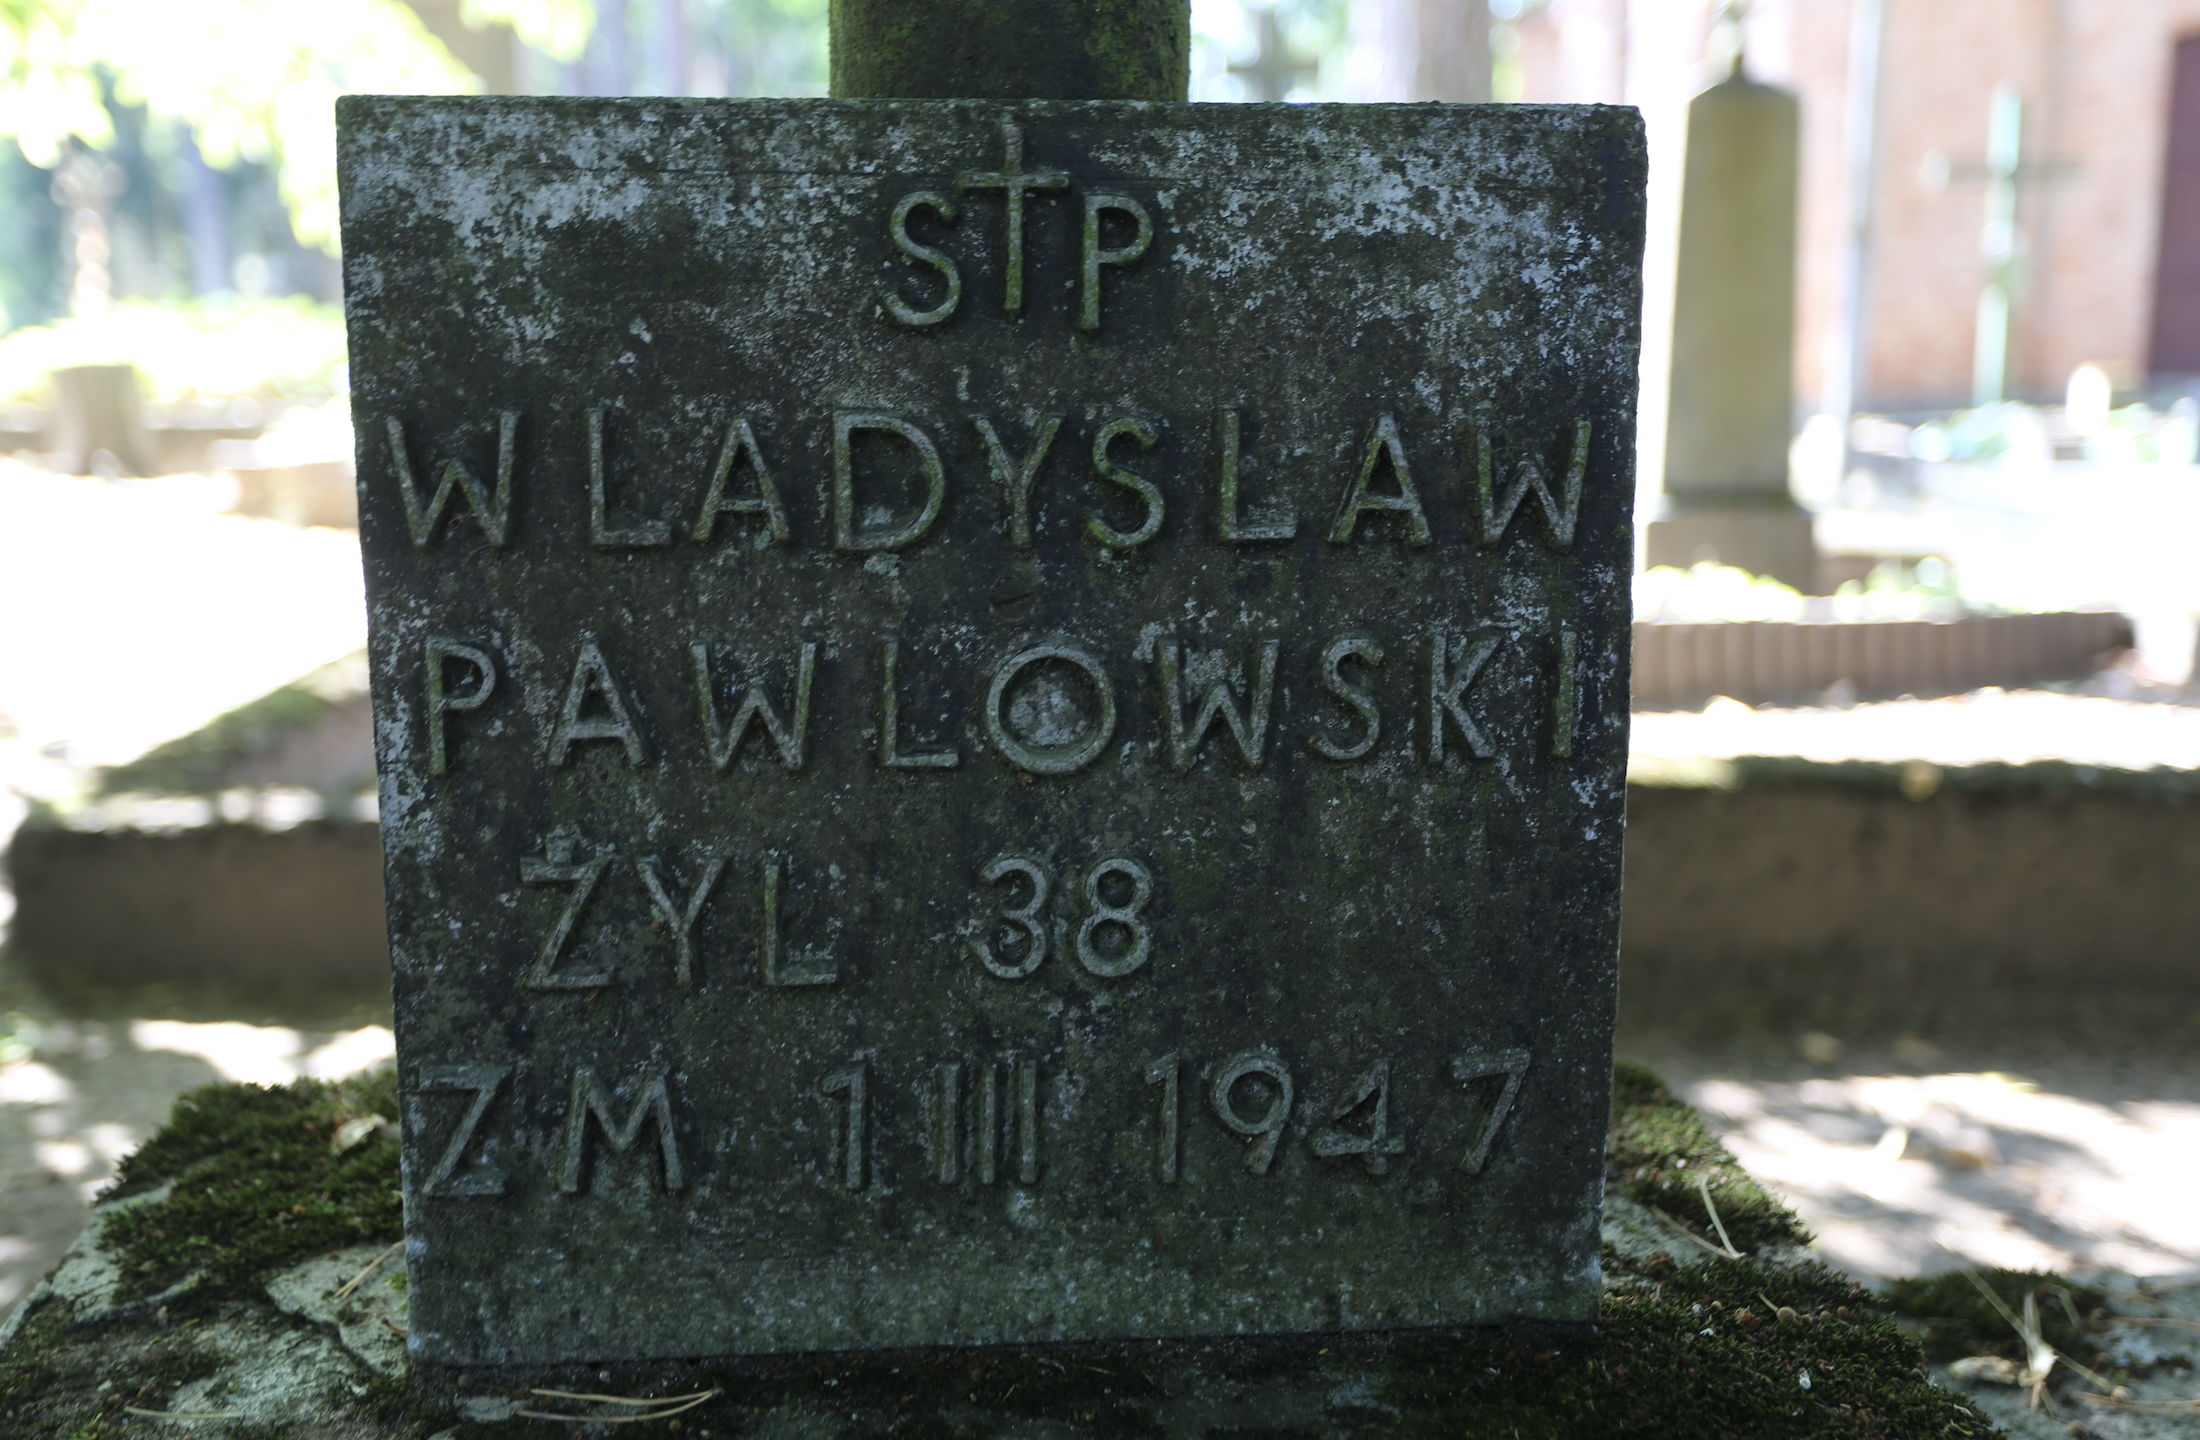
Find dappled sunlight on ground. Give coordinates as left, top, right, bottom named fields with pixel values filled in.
left=0, top=459, right=365, bottom=823
left=1632, top=687, right=2200, bottom=774
left=1664, top=1066, right=2200, bottom=1282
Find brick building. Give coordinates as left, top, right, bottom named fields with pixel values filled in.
left=1517, top=0, right=2200, bottom=414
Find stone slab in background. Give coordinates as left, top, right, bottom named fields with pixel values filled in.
left=337, top=98, right=1645, bottom=1361
left=15, top=764, right=2200, bottom=1003
left=1632, top=610, right=2135, bottom=707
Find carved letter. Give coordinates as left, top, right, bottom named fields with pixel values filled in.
left=548, top=638, right=649, bottom=767
left=877, top=638, right=960, bottom=769
left=1156, top=637, right=1279, bottom=772
left=1329, top=413, right=1429, bottom=547
left=1552, top=627, right=1578, bottom=759
left=691, top=417, right=791, bottom=546
left=1310, top=1060, right=1405, bottom=1175
left=1452, top=1048, right=1531, bottom=1174
left=956, top=121, right=1067, bottom=316
left=692, top=642, right=814, bottom=770
left=761, top=854, right=838, bottom=987
left=1213, top=409, right=1295, bottom=544
left=973, top=414, right=1062, bottom=549
left=416, top=1063, right=508, bottom=1198
left=560, top=1067, right=682, bottom=1194
left=1211, top=1051, right=1293, bottom=1176
left=1475, top=419, right=1589, bottom=550
left=1086, top=417, right=1163, bottom=549
left=587, top=408, right=673, bottom=549
left=977, top=1064, right=1001, bottom=1183
left=821, top=1062, right=868, bottom=1190
left=1075, top=857, right=1153, bottom=978
left=1310, top=636, right=1383, bottom=762
left=424, top=637, right=496, bottom=778
left=634, top=849, right=729, bottom=989
left=1015, top=1058, right=1041, bottom=1184
left=1427, top=631, right=1499, bottom=764
left=833, top=412, right=947, bottom=553
left=386, top=411, right=517, bottom=548
left=1145, top=1052, right=1180, bottom=1184
left=984, top=644, right=1117, bottom=775
left=1080, top=193, right=1153, bottom=331
left=935, top=1062, right=962, bottom=1184
left=882, top=190, right=962, bottom=327
left=971, top=855, right=1050, bottom=979
left=520, top=840, right=614, bottom=990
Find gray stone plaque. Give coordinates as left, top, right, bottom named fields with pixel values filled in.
left=337, top=97, right=1645, bottom=1364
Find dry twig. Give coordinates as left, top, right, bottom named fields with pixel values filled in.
left=1695, top=1175, right=1745, bottom=1259
left=332, top=1240, right=404, bottom=1300
left=1960, top=1271, right=2117, bottom=1413
left=2073, top=1391, right=2200, bottom=1416
left=1648, top=1205, right=1735, bottom=1260
left=514, top=1388, right=722, bottom=1424
left=531, top=1389, right=719, bottom=1406
left=122, top=1407, right=243, bottom=1421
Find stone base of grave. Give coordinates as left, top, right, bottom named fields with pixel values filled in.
left=4, top=821, right=389, bottom=995
left=1645, top=504, right=1818, bottom=591
left=1632, top=609, right=2134, bottom=707
left=1620, top=759, right=2200, bottom=1002
left=0, top=1066, right=2020, bottom=1437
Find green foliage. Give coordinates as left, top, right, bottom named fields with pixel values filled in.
left=0, top=137, right=61, bottom=329
left=463, top=0, right=593, bottom=61
left=1607, top=1060, right=1812, bottom=1254
left=1882, top=1269, right=2106, bottom=1367
left=0, top=294, right=347, bottom=400
left=0, top=0, right=475, bottom=249
left=99, top=1067, right=401, bottom=1305
left=702, top=0, right=828, bottom=97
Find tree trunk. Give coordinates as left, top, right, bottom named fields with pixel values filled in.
left=829, top=0, right=1190, bottom=101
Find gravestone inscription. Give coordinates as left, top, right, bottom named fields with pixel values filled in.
left=337, top=97, right=1645, bottom=1364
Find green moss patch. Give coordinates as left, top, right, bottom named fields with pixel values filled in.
left=0, top=1302, right=221, bottom=1437
left=415, top=1257, right=1983, bottom=1439
left=11, top=1063, right=1993, bottom=1437
left=1882, top=1269, right=2109, bottom=1368
left=1607, top=1060, right=1811, bottom=1253
left=98, top=1069, right=401, bottom=1305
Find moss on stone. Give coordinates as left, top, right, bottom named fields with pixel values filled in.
left=8, top=1063, right=1996, bottom=1436
left=1881, top=1269, right=2108, bottom=1368
left=1606, top=1059, right=1811, bottom=1253
left=829, top=0, right=1189, bottom=100
left=0, top=1302, right=222, bottom=1436
left=98, top=1069, right=402, bottom=1305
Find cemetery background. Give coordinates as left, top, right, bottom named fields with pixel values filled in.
left=0, top=0, right=2196, bottom=1431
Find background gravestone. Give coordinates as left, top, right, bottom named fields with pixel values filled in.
left=338, top=95, right=1644, bottom=1364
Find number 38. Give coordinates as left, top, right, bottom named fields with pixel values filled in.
left=969, top=853, right=1155, bottom=980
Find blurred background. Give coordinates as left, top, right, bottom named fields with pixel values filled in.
left=0, top=0, right=2196, bottom=1336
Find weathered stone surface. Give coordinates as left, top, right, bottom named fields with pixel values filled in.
left=336, top=97, right=1645, bottom=1362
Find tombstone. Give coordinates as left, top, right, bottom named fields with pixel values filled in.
left=48, top=363, right=157, bottom=477
left=337, top=1, right=1644, bottom=1364
left=1643, top=51, right=1816, bottom=590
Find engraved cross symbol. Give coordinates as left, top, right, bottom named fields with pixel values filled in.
left=957, top=120, right=1068, bottom=316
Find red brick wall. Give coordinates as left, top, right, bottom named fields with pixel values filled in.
left=1520, top=0, right=2200, bottom=412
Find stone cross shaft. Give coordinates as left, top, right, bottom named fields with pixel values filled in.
left=957, top=122, right=1069, bottom=314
